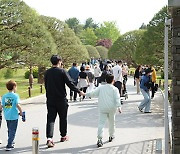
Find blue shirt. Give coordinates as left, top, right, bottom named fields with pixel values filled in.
left=68, top=66, right=79, bottom=82
left=140, top=75, right=151, bottom=91
left=1, top=92, right=20, bottom=120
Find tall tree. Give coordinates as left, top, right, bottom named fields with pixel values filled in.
left=65, top=17, right=83, bottom=36
left=80, top=28, right=97, bottom=46
left=0, top=0, right=57, bottom=69
left=41, top=16, right=89, bottom=67
left=136, top=6, right=169, bottom=66
left=83, top=18, right=98, bottom=29
left=109, top=30, right=145, bottom=66
left=95, top=21, right=120, bottom=43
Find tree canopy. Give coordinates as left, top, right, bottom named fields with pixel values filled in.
left=96, top=46, right=108, bottom=60
left=85, top=45, right=100, bottom=59
left=41, top=16, right=89, bottom=67
left=0, top=0, right=57, bottom=69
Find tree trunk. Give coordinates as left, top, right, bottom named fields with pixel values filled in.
left=29, top=65, right=33, bottom=88
left=38, top=66, right=46, bottom=84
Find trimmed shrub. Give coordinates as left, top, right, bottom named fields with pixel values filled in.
left=24, top=68, right=38, bottom=79
left=96, top=46, right=108, bottom=60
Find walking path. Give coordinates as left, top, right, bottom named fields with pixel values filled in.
left=0, top=77, right=164, bottom=154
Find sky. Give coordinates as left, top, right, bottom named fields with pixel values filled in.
left=23, top=0, right=167, bottom=34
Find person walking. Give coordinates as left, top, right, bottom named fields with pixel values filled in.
left=85, top=65, right=95, bottom=93
left=77, top=66, right=89, bottom=100
left=112, top=60, right=123, bottom=96
left=83, top=74, right=121, bottom=147
left=44, top=55, right=83, bottom=148
left=150, top=66, right=157, bottom=99
left=0, top=80, right=23, bottom=151
left=134, top=65, right=142, bottom=94
left=94, top=64, right=101, bottom=87
left=138, top=68, right=153, bottom=113
left=68, top=63, right=80, bottom=102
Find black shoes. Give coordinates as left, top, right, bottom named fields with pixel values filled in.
left=97, top=139, right=103, bottom=147
left=144, top=111, right=152, bottom=113
left=138, top=107, right=143, bottom=112
left=109, top=136, right=115, bottom=142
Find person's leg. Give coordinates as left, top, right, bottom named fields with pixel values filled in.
left=108, top=110, right=116, bottom=138
left=46, top=105, right=57, bottom=139
left=70, top=89, right=73, bottom=100
left=97, top=112, right=107, bottom=140
left=151, top=82, right=155, bottom=98
left=73, top=82, right=78, bottom=101
left=57, top=103, right=69, bottom=138
left=144, top=91, right=151, bottom=112
left=138, top=89, right=150, bottom=110
left=6, top=120, right=18, bottom=146
left=82, top=87, right=87, bottom=99
left=136, top=79, right=140, bottom=94
left=114, top=81, right=122, bottom=96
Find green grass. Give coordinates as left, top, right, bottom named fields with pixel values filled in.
left=0, top=68, right=45, bottom=100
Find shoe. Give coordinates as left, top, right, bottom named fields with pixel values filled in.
left=97, top=139, right=103, bottom=147
left=151, top=97, right=154, bottom=99
left=144, top=111, right=152, bottom=113
left=5, top=145, right=14, bottom=151
left=138, top=107, right=143, bottom=112
left=60, top=136, right=69, bottom=142
left=109, top=136, right=115, bottom=142
left=46, top=139, right=54, bottom=148
left=0, top=139, right=2, bottom=144
left=74, top=99, right=77, bottom=102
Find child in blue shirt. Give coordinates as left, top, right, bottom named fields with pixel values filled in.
left=0, top=80, right=23, bottom=151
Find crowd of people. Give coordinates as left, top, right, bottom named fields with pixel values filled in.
left=0, top=55, right=158, bottom=150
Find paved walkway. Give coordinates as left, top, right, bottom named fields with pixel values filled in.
left=0, top=77, right=164, bottom=154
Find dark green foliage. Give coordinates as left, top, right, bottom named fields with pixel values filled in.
left=24, top=68, right=38, bottom=79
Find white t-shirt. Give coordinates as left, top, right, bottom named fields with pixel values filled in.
left=112, top=65, right=123, bottom=83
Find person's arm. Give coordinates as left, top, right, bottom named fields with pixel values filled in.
left=85, top=86, right=100, bottom=98
left=63, top=70, right=81, bottom=93
left=113, top=88, right=121, bottom=113
left=17, top=104, right=23, bottom=116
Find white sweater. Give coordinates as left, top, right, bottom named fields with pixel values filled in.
left=86, top=84, right=121, bottom=112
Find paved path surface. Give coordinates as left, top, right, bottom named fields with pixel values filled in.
left=0, top=77, right=164, bottom=154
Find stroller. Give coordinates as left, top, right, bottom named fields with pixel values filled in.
left=121, top=75, right=128, bottom=100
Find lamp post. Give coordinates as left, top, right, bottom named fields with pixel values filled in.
left=168, top=0, right=180, bottom=153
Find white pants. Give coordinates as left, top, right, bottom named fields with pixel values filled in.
left=97, top=109, right=116, bottom=139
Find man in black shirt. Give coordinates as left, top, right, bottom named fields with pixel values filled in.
left=44, top=55, right=84, bottom=148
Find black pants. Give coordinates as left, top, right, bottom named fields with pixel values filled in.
left=151, top=82, right=155, bottom=98
left=80, top=87, right=87, bottom=99
left=70, top=82, right=78, bottom=100
left=46, top=99, right=69, bottom=138
left=0, top=110, right=2, bottom=128
left=94, top=77, right=100, bottom=87
left=114, top=81, right=122, bottom=96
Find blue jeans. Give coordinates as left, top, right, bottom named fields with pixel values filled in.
left=138, top=89, right=151, bottom=112
left=6, top=120, right=18, bottom=146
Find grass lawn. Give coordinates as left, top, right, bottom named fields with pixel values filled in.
left=0, top=68, right=45, bottom=100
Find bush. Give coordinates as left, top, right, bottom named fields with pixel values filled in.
left=85, top=45, right=100, bottom=59
left=24, top=68, right=38, bottom=79
left=4, top=69, right=14, bottom=79
left=96, top=46, right=108, bottom=60
left=160, top=71, right=172, bottom=79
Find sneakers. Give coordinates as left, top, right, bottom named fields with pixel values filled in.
left=5, top=145, right=14, bottom=151
left=109, top=136, right=115, bottom=142
left=138, top=107, right=143, bottom=112
left=60, top=136, right=69, bottom=142
left=97, top=139, right=103, bottom=147
left=0, top=139, right=2, bottom=144
left=46, top=139, right=54, bottom=148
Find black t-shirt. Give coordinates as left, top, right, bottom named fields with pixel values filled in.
left=79, top=72, right=87, bottom=79
left=44, top=67, right=80, bottom=101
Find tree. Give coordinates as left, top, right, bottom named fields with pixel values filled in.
left=136, top=6, right=169, bottom=66
left=85, top=45, right=100, bottom=59
left=65, top=17, right=83, bottom=36
left=83, top=18, right=98, bottom=29
left=108, top=30, right=145, bottom=66
left=96, top=46, right=108, bottom=60
left=41, top=16, right=89, bottom=67
left=80, top=28, right=97, bottom=46
left=96, top=39, right=112, bottom=49
left=95, top=21, right=120, bottom=43
left=0, top=0, right=57, bottom=69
